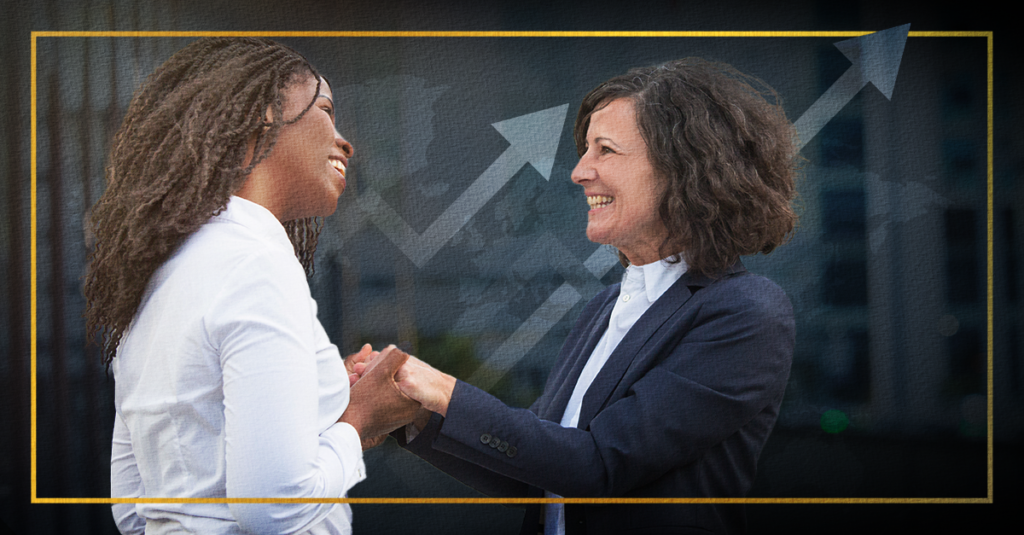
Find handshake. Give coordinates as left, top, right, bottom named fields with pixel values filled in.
left=338, top=344, right=457, bottom=449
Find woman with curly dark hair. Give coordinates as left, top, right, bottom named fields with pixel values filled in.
left=86, top=37, right=418, bottom=535
left=371, top=58, right=798, bottom=534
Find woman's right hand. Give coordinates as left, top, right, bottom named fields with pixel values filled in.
left=394, top=355, right=457, bottom=417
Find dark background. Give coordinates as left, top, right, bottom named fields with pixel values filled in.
left=2, top=1, right=1021, bottom=533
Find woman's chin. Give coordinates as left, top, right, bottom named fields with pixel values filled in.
left=585, top=225, right=614, bottom=246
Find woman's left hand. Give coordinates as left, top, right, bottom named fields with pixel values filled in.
left=340, top=345, right=422, bottom=443
left=344, top=343, right=378, bottom=386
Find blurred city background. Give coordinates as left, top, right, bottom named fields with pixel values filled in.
left=2, top=1, right=1020, bottom=533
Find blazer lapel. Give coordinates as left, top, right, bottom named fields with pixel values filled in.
left=538, top=291, right=617, bottom=422
left=575, top=262, right=747, bottom=429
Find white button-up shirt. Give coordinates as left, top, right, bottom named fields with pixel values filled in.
left=545, top=257, right=688, bottom=535
left=111, top=196, right=364, bottom=535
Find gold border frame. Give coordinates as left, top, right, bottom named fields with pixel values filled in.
left=30, top=30, right=995, bottom=505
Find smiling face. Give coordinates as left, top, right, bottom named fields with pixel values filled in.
left=571, top=98, right=669, bottom=266
left=245, top=74, right=353, bottom=221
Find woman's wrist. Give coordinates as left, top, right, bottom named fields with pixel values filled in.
left=434, top=373, right=457, bottom=417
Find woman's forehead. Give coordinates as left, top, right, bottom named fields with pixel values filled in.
left=317, top=75, right=333, bottom=99
left=282, top=74, right=319, bottom=103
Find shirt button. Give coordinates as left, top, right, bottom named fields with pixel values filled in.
left=497, top=441, right=509, bottom=453
left=489, top=436, right=501, bottom=448
left=622, top=294, right=630, bottom=302
left=480, top=433, right=492, bottom=444
left=506, top=445, right=518, bottom=458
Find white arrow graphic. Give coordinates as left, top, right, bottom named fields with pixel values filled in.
left=466, top=241, right=620, bottom=391
left=795, top=24, right=910, bottom=150
left=359, top=104, right=569, bottom=267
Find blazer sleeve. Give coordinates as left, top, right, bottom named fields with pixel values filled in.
left=394, top=284, right=621, bottom=499
left=396, top=412, right=531, bottom=498
left=403, top=272, right=793, bottom=499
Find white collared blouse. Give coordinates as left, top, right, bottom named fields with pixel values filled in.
left=111, top=196, right=364, bottom=535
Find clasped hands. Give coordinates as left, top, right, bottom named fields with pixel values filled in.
left=338, top=344, right=457, bottom=449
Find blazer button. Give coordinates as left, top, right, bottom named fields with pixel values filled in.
left=489, top=436, right=501, bottom=448
left=506, top=445, right=517, bottom=458
left=497, top=441, right=509, bottom=453
left=480, top=433, right=492, bottom=444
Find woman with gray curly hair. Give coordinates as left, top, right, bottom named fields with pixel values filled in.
left=357, top=58, right=799, bottom=535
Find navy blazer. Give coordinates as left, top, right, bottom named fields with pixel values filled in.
left=398, top=261, right=794, bottom=534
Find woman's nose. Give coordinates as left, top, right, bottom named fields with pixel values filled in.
left=336, top=130, right=354, bottom=159
left=570, top=158, right=594, bottom=184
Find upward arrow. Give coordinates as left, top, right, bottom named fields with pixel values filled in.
left=463, top=238, right=619, bottom=391
left=794, top=24, right=910, bottom=150
left=359, top=104, right=569, bottom=267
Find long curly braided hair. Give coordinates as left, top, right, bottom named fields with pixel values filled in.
left=85, top=37, right=325, bottom=366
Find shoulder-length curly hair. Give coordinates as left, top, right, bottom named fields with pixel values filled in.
left=574, top=58, right=798, bottom=276
left=84, top=37, right=326, bottom=365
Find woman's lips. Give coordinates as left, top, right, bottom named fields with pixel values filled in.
left=329, top=158, right=347, bottom=177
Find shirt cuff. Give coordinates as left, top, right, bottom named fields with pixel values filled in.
left=320, top=421, right=367, bottom=494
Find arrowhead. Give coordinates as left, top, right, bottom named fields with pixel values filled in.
left=491, top=104, right=569, bottom=181
left=833, top=24, right=910, bottom=100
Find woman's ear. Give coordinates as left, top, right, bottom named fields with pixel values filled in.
left=242, top=130, right=259, bottom=170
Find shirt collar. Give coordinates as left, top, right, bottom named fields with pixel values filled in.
left=213, top=196, right=293, bottom=251
left=625, top=256, right=689, bottom=304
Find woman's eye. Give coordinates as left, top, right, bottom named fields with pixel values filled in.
left=600, top=146, right=614, bottom=155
